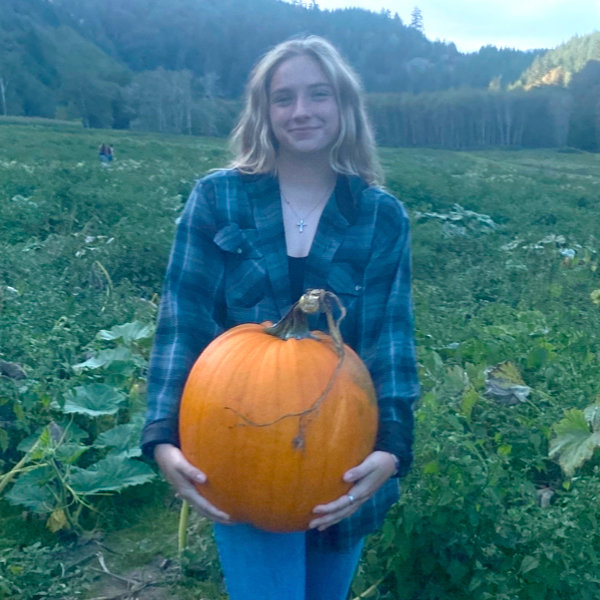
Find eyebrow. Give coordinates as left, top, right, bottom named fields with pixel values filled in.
left=270, top=82, right=334, bottom=94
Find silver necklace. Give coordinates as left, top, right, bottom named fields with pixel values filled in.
left=281, top=185, right=334, bottom=233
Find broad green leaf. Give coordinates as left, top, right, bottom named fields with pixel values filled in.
left=54, top=443, right=88, bottom=464
left=18, top=422, right=88, bottom=453
left=94, top=423, right=140, bottom=452
left=109, top=447, right=142, bottom=458
left=63, top=384, right=125, bottom=417
left=549, top=408, right=600, bottom=477
left=72, top=347, right=137, bottom=371
left=520, top=555, right=540, bottom=574
left=68, top=455, right=155, bottom=495
left=94, top=414, right=144, bottom=456
left=94, top=423, right=134, bottom=448
left=96, top=322, right=154, bottom=344
left=17, top=426, right=52, bottom=458
left=4, top=467, right=57, bottom=513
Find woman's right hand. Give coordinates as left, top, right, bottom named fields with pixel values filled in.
left=153, top=443, right=232, bottom=525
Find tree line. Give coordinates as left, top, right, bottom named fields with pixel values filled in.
left=369, top=33, right=600, bottom=151
left=0, top=0, right=598, bottom=151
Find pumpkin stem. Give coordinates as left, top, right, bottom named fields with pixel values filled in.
left=226, top=290, right=348, bottom=450
left=265, top=289, right=346, bottom=358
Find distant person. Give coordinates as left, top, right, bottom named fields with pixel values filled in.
left=98, top=143, right=114, bottom=165
left=98, top=143, right=108, bottom=163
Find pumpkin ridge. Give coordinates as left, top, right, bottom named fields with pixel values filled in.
left=224, top=352, right=345, bottom=450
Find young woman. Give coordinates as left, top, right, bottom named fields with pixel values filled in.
left=141, top=36, right=419, bottom=600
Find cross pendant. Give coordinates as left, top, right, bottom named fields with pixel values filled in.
left=297, top=220, right=306, bottom=233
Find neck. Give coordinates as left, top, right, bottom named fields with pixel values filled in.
left=276, top=152, right=337, bottom=191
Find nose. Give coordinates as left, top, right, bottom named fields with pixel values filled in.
left=292, top=94, right=310, bottom=120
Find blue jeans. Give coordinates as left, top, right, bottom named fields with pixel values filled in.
left=214, top=523, right=364, bottom=600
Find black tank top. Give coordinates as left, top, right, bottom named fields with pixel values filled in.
left=287, top=255, right=307, bottom=304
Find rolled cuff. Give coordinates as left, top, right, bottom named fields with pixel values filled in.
left=140, top=418, right=179, bottom=459
left=373, top=420, right=413, bottom=478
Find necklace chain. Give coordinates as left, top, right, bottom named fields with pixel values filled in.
left=281, top=185, right=334, bottom=233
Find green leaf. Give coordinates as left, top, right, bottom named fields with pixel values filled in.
left=17, top=426, right=52, bottom=458
left=62, top=384, right=126, bottom=417
left=18, top=422, right=88, bottom=454
left=519, top=555, right=540, bottom=574
left=461, top=387, right=479, bottom=421
left=549, top=408, right=600, bottom=477
left=68, top=455, right=155, bottom=495
left=498, top=444, right=512, bottom=456
left=94, top=423, right=141, bottom=457
left=4, top=467, right=57, bottom=513
left=72, top=347, right=138, bottom=371
left=96, top=322, right=154, bottom=344
left=94, top=423, right=134, bottom=448
left=54, top=443, right=88, bottom=464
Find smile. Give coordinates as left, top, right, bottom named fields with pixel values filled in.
left=289, top=127, right=320, bottom=133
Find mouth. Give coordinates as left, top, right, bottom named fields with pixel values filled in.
left=289, top=126, right=320, bottom=133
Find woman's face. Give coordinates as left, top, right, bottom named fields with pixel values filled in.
left=268, top=54, right=341, bottom=159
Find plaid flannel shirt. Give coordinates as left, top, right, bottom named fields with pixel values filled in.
left=141, top=169, right=419, bottom=551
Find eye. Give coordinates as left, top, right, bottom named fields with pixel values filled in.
left=311, top=88, right=333, bottom=101
left=271, top=94, right=293, bottom=107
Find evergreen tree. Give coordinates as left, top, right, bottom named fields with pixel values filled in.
left=410, top=6, right=424, bottom=33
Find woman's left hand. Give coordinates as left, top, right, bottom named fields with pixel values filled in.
left=309, top=450, right=397, bottom=531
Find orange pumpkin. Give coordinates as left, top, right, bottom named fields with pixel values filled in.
left=179, top=289, right=378, bottom=532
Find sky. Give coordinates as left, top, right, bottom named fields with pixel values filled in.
left=295, top=0, right=600, bottom=53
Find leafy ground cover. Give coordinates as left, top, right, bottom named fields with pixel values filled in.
left=1, top=122, right=600, bottom=598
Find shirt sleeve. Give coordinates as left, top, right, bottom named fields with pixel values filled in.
left=141, top=178, right=226, bottom=458
left=359, top=196, right=420, bottom=477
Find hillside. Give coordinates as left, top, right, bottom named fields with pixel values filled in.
left=0, top=0, right=540, bottom=130
left=517, top=31, right=600, bottom=89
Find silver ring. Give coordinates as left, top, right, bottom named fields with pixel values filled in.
left=347, top=494, right=355, bottom=504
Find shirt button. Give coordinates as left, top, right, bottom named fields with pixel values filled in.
left=237, top=248, right=243, bottom=254
left=355, top=285, right=362, bottom=291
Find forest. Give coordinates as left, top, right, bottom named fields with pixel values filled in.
left=1, top=0, right=599, bottom=150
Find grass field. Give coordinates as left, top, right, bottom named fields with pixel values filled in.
left=1, top=122, right=600, bottom=599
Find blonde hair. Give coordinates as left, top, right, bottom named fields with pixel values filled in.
left=229, top=35, right=383, bottom=186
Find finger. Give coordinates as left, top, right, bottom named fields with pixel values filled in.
left=174, top=458, right=207, bottom=485
left=344, top=451, right=397, bottom=482
left=175, top=476, right=231, bottom=520
left=310, top=502, right=359, bottom=530
left=178, top=485, right=232, bottom=523
left=343, top=461, right=380, bottom=484
left=154, top=445, right=207, bottom=485
left=313, top=491, right=362, bottom=514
